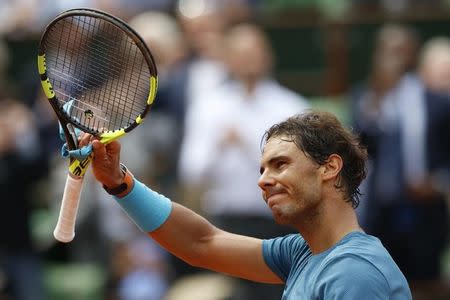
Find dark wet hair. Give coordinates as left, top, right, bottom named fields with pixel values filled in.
left=262, top=110, right=368, bottom=208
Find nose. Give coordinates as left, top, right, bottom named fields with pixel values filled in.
left=258, top=170, right=276, bottom=191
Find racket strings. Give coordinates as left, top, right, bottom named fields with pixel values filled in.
left=43, top=15, right=151, bottom=132
left=48, top=21, right=149, bottom=98
left=47, top=46, right=150, bottom=108
left=47, top=54, right=149, bottom=110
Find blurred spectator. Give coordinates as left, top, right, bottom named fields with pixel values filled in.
left=113, top=237, right=169, bottom=300
left=418, top=36, right=450, bottom=96
left=411, top=38, right=450, bottom=298
left=373, top=22, right=420, bottom=73
left=0, top=97, right=47, bottom=300
left=176, top=1, right=229, bottom=108
left=0, top=0, right=40, bottom=36
left=129, top=10, right=190, bottom=164
left=350, top=24, right=420, bottom=226
left=0, top=35, right=47, bottom=300
left=178, top=23, right=310, bottom=299
left=351, top=23, right=450, bottom=299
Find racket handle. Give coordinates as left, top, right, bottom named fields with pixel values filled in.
left=53, top=174, right=84, bottom=243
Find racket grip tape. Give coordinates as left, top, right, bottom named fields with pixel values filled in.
left=53, top=174, right=84, bottom=243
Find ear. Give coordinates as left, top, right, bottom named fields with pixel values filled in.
left=320, top=154, right=343, bottom=182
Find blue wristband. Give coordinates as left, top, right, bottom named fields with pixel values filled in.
left=114, top=179, right=173, bottom=232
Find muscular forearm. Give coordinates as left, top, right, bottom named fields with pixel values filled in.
left=149, top=202, right=220, bottom=267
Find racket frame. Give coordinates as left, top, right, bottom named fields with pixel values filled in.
left=37, top=8, right=158, bottom=242
left=38, top=7, right=158, bottom=137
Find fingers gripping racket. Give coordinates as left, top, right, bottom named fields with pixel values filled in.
left=37, top=8, right=158, bottom=242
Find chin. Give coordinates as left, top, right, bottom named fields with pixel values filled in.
left=272, top=210, right=291, bottom=226
left=271, top=203, right=300, bottom=226
left=273, top=218, right=290, bottom=226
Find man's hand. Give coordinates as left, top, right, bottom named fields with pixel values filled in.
left=79, top=133, right=123, bottom=189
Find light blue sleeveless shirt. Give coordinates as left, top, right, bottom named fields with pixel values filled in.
left=263, top=231, right=412, bottom=299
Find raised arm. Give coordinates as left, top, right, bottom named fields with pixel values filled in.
left=89, top=138, right=281, bottom=284
left=151, top=202, right=280, bottom=283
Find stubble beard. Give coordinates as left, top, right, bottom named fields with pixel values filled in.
left=271, top=195, right=322, bottom=228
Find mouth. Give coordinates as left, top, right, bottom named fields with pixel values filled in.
left=266, top=192, right=287, bottom=208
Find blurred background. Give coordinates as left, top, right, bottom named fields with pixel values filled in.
left=1, top=0, right=450, bottom=299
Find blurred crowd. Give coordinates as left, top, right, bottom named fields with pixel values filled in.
left=0, top=0, right=449, bottom=300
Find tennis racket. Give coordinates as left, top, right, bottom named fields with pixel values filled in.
left=37, top=8, right=158, bottom=243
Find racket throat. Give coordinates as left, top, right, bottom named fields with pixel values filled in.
left=69, top=156, right=92, bottom=178
left=66, top=123, right=79, bottom=148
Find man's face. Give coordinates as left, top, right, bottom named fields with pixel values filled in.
left=258, top=136, right=323, bottom=227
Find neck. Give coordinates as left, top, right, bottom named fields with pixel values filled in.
left=297, top=194, right=362, bottom=255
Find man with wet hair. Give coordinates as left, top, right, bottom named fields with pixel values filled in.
left=84, top=110, right=411, bottom=299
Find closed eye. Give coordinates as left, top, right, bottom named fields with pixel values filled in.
left=271, top=156, right=290, bottom=172
left=275, top=160, right=286, bottom=169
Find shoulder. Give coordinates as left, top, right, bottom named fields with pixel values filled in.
left=315, top=255, right=391, bottom=299
left=262, top=234, right=311, bottom=281
left=316, top=233, right=411, bottom=299
left=325, top=233, right=401, bottom=277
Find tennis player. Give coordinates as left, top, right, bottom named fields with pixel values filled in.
left=85, top=111, right=412, bottom=299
